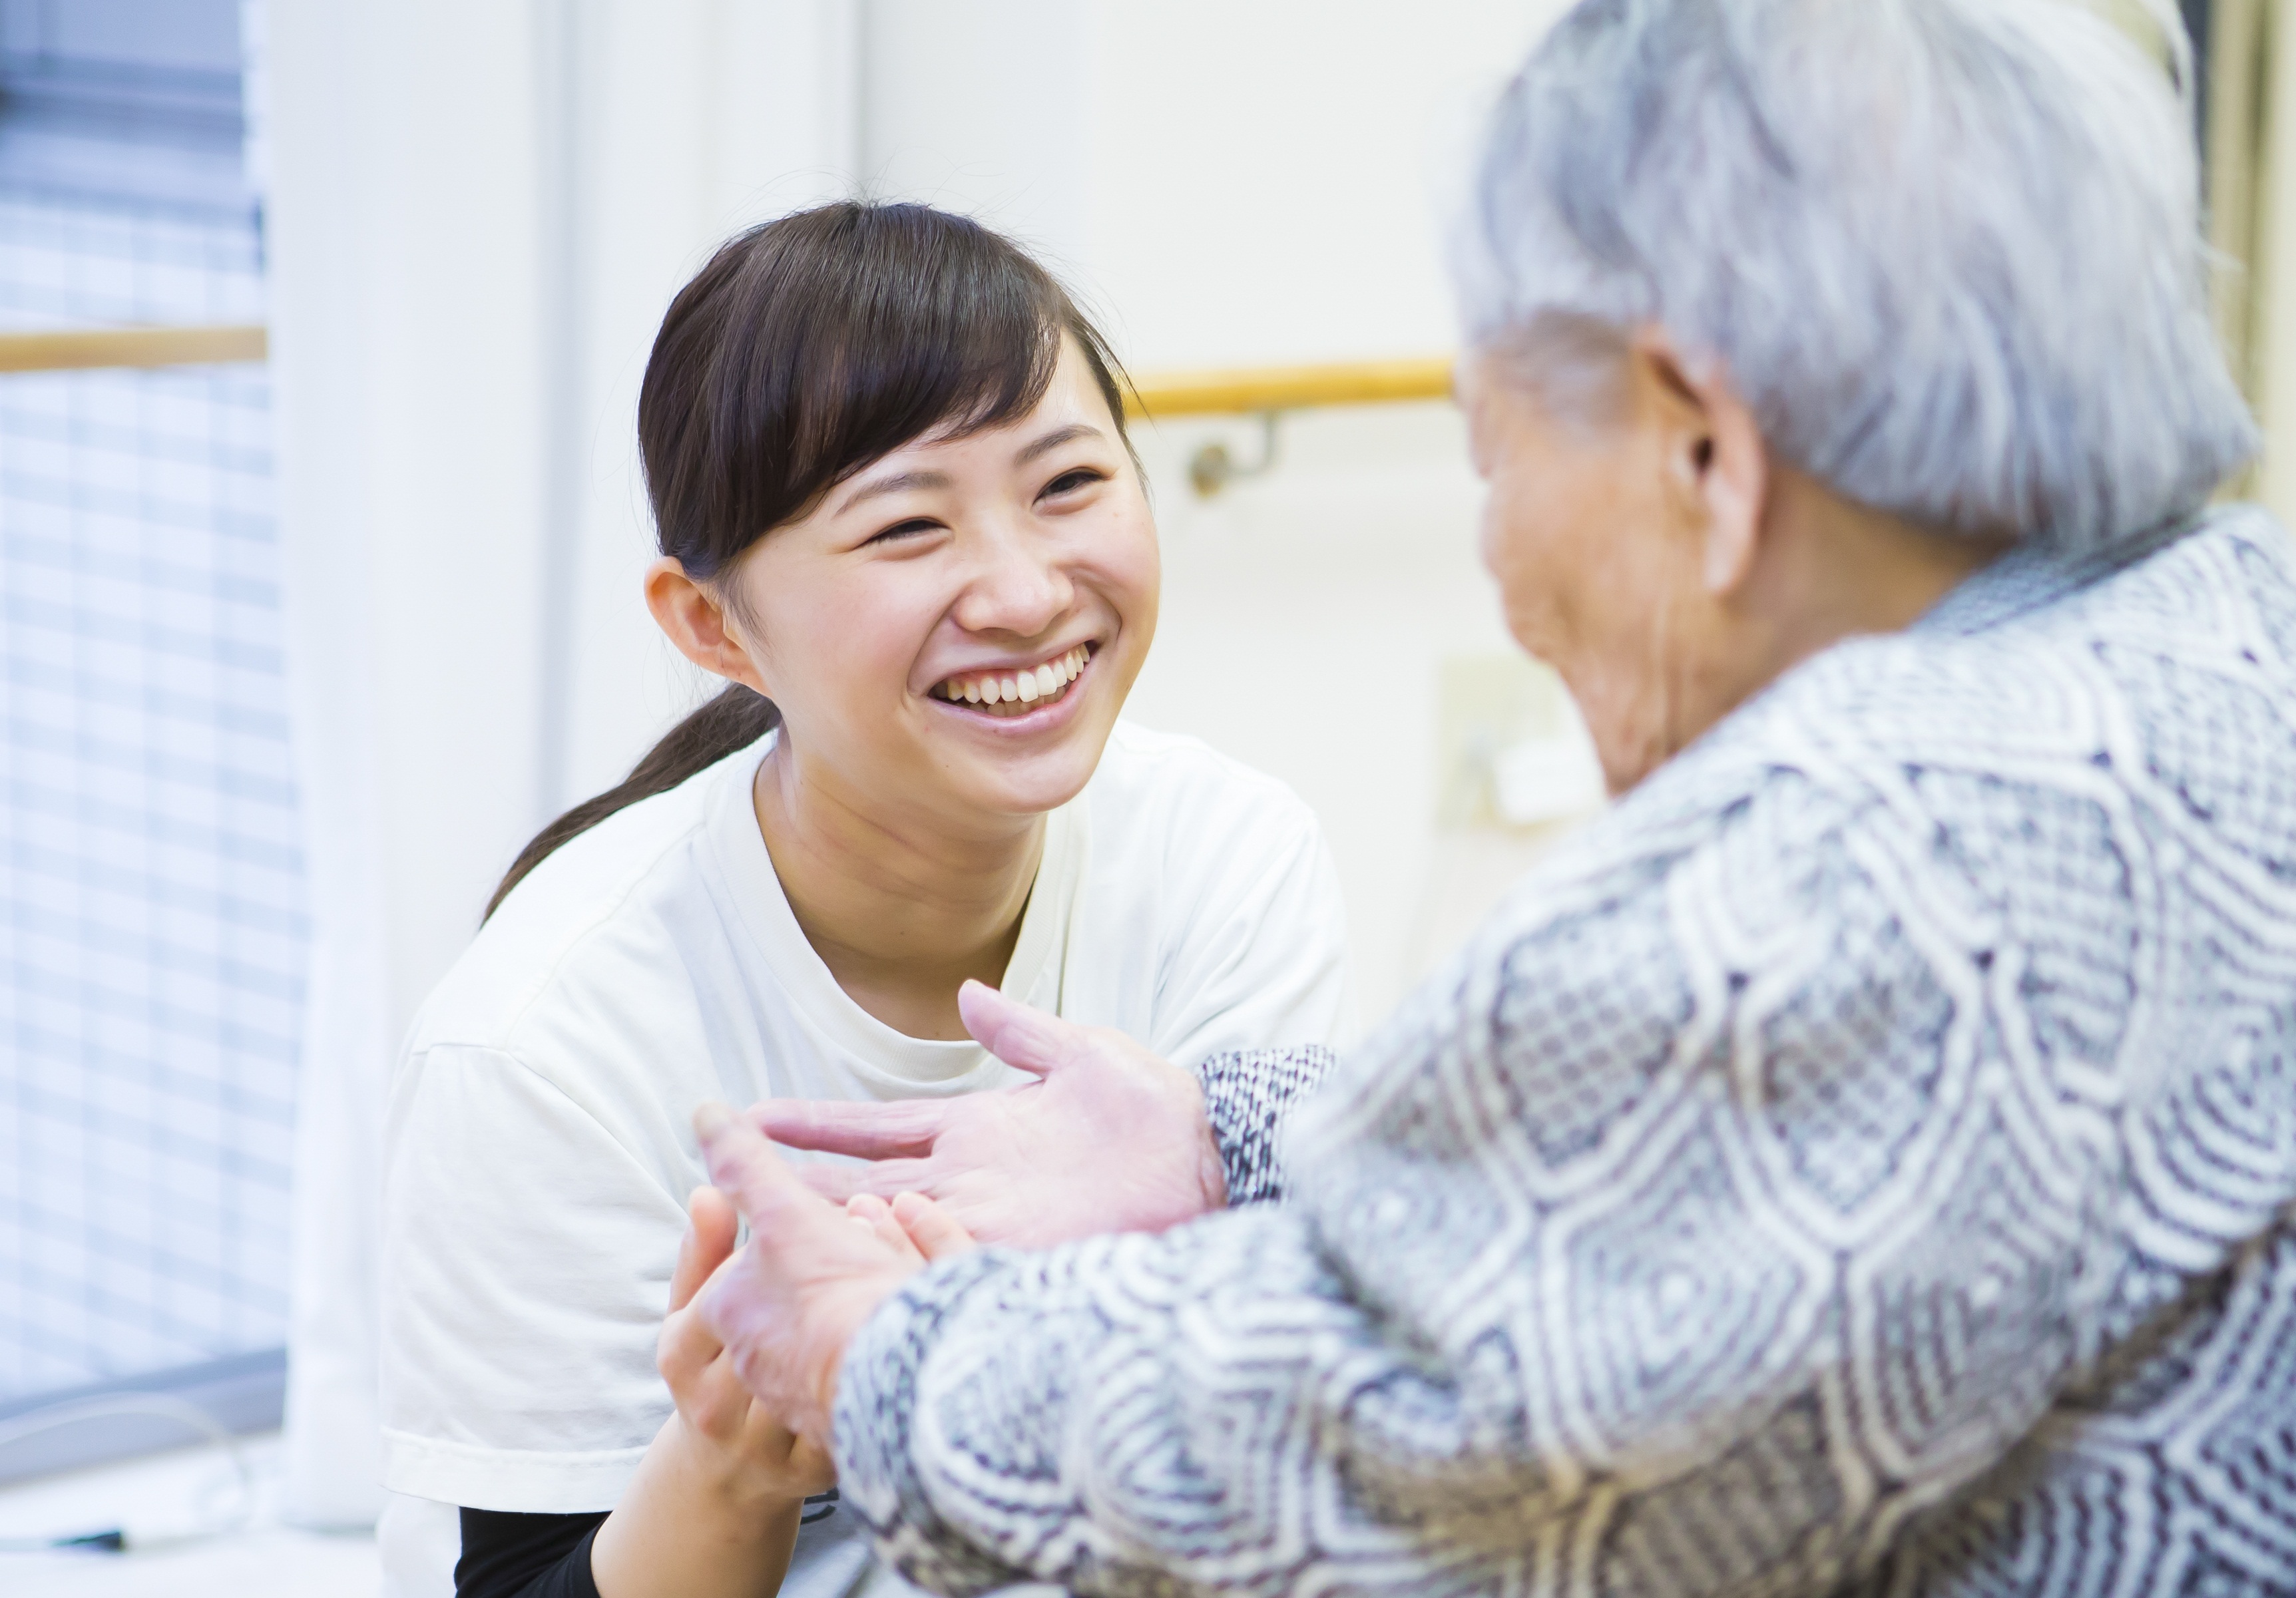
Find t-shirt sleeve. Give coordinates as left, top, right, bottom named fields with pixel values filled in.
left=381, top=1043, right=687, bottom=1512
left=1146, top=785, right=1354, bottom=1068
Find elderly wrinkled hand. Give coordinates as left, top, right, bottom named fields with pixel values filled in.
left=750, top=980, right=1228, bottom=1248
left=652, top=1183, right=838, bottom=1504
left=689, top=1107, right=970, bottom=1450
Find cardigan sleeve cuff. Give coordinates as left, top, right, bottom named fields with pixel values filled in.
left=1195, top=1045, right=1338, bottom=1207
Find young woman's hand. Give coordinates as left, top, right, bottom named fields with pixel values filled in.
left=654, top=1185, right=837, bottom=1510
left=586, top=1187, right=834, bottom=1598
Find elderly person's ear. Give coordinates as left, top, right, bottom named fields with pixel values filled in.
left=1632, top=327, right=1769, bottom=598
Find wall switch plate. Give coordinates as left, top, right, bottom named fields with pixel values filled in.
left=1405, top=651, right=1608, bottom=983
left=1432, top=651, right=1604, bottom=830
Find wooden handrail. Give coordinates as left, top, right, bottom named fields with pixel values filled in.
left=0, top=323, right=269, bottom=374
left=1125, top=355, right=1453, bottom=419
left=0, top=329, right=1449, bottom=419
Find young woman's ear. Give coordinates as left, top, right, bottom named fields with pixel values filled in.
left=645, top=557, right=771, bottom=695
left=1633, top=329, right=1769, bottom=596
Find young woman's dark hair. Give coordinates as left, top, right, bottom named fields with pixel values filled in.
left=487, top=201, right=1134, bottom=918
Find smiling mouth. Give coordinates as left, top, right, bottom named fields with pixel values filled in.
left=932, top=644, right=1094, bottom=719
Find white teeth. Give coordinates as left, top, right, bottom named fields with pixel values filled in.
left=938, top=644, right=1094, bottom=709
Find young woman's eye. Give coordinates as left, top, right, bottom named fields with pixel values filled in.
left=867, top=517, right=939, bottom=545
left=1040, top=467, right=1104, bottom=499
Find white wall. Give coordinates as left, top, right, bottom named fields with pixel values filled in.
left=861, top=0, right=1096, bottom=269
left=1089, top=2, right=1553, bottom=368
left=857, top=0, right=1554, bottom=368
left=1125, top=405, right=1517, bottom=1014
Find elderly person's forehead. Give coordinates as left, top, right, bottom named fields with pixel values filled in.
left=1454, top=0, right=2249, bottom=559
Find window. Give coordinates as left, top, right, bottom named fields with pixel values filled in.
left=0, top=0, right=303, bottom=1474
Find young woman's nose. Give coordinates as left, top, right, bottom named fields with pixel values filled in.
left=955, top=528, right=1074, bottom=639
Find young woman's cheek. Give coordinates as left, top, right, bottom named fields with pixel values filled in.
left=839, top=560, right=952, bottom=716
left=1073, top=503, right=1162, bottom=648
left=744, top=554, right=921, bottom=751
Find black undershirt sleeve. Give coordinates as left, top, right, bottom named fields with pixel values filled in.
left=455, top=1507, right=607, bottom=1598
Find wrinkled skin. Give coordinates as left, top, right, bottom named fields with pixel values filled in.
left=753, top=980, right=1228, bottom=1245
left=692, top=980, right=1220, bottom=1450
left=692, top=1111, right=927, bottom=1453
left=656, top=1187, right=971, bottom=1476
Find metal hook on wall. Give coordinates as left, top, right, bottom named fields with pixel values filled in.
left=1188, top=411, right=1281, bottom=498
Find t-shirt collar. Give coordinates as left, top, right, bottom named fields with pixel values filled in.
left=702, top=731, right=1084, bottom=1088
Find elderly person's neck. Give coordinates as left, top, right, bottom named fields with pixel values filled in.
left=1596, top=469, right=2004, bottom=793
left=1461, top=335, right=2011, bottom=794
left=1730, top=467, right=2006, bottom=712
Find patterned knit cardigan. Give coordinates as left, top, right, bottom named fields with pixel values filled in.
left=835, top=509, right=2296, bottom=1597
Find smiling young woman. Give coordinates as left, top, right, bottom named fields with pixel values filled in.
left=372, top=204, right=1353, bottom=1598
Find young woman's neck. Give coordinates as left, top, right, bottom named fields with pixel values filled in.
left=751, top=738, right=1043, bottom=1041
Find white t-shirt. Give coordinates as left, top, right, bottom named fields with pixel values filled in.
left=377, top=722, right=1351, bottom=1597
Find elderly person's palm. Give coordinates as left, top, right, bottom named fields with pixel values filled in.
left=752, top=980, right=1227, bottom=1248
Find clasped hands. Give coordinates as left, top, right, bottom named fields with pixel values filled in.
left=661, top=980, right=1228, bottom=1461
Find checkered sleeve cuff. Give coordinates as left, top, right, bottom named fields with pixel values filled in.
left=1195, top=1045, right=1338, bottom=1207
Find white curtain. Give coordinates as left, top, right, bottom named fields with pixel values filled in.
left=2209, top=0, right=2296, bottom=528
left=263, top=0, right=859, bottom=1527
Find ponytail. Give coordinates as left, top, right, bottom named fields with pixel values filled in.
left=485, top=685, right=779, bottom=920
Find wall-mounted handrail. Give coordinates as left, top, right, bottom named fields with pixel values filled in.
left=1125, top=355, right=1453, bottom=419
left=1126, top=355, right=1456, bottom=497
left=0, top=331, right=1448, bottom=413
left=0, top=323, right=270, bottom=375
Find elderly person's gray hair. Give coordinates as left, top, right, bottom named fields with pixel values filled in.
left=1455, top=0, right=2257, bottom=554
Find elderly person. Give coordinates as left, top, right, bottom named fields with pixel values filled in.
left=675, top=1, right=2296, bottom=1593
